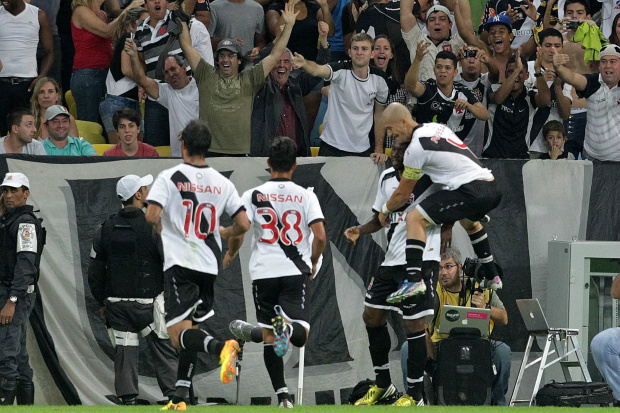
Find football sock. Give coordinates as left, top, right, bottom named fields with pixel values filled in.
left=250, top=327, right=264, bottom=343
left=367, top=324, right=391, bottom=388
left=405, top=239, right=426, bottom=282
left=171, top=349, right=197, bottom=404
left=179, top=329, right=223, bottom=354
left=406, top=331, right=426, bottom=401
left=264, top=343, right=286, bottom=391
left=289, top=322, right=307, bottom=347
left=469, top=228, right=498, bottom=279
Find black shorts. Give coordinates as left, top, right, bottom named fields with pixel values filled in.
left=164, top=265, right=215, bottom=327
left=252, top=275, right=310, bottom=331
left=364, top=262, right=437, bottom=320
left=417, top=179, right=502, bottom=225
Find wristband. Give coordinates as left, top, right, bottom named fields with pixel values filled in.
left=381, top=203, right=392, bottom=215
left=534, top=72, right=543, bottom=78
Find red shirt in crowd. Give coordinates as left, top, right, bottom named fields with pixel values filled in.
left=103, top=142, right=160, bottom=157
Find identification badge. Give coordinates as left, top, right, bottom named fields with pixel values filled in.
left=17, top=223, right=37, bottom=253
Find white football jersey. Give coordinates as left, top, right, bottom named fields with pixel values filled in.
left=147, top=163, right=244, bottom=273
left=404, top=123, right=493, bottom=190
left=372, top=168, right=444, bottom=266
left=241, top=179, right=325, bottom=280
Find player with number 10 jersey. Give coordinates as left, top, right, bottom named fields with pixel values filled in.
left=148, top=163, right=245, bottom=274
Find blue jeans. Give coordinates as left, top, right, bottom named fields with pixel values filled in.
left=70, top=68, right=107, bottom=123
left=401, top=339, right=511, bottom=405
left=99, top=94, right=141, bottom=132
left=591, top=328, right=620, bottom=400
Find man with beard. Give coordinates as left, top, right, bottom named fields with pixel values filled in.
left=0, top=109, right=46, bottom=155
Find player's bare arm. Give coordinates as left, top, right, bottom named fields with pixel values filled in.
left=222, top=234, right=245, bottom=269
left=220, top=210, right=251, bottom=241
left=145, top=203, right=163, bottom=234
left=378, top=175, right=418, bottom=226
left=344, top=212, right=384, bottom=245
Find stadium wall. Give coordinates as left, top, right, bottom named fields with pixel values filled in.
left=0, top=155, right=617, bottom=405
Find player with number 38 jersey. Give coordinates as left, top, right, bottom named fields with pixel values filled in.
left=241, top=180, right=324, bottom=280
left=148, top=163, right=244, bottom=274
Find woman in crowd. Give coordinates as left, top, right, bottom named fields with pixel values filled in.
left=608, top=13, right=620, bottom=45
left=30, top=77, right=79, bottom=140
left=70, top=0, right=143, bottom=123
left=372, top=35, right=408, bottom=148
left=99, top=6, right=148, bottom=144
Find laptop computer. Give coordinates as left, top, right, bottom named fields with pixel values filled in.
left=437, top=305, right=491, bottom=338
left=516, top=299, right=550, bottom=333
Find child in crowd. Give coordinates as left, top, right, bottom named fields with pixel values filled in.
left=541, top=120, right=575, bottom=160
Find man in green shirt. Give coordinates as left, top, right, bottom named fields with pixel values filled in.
left=178, top=2, right=298, bottom=155
left=42, top=106, right=97, bottom=156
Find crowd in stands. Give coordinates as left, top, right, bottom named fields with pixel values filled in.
left=1, top=0, right=620, bottom=162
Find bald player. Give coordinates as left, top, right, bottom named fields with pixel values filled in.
left=377, top=103, right=503, bottom=303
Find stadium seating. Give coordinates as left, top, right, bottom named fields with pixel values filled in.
left=155, top=146, right=171, bottom=156
left=76, top=120, right=106, bottom=145
left=64, top=90, right=78, bottom=119
left=92, top=144, right=113, bottom=155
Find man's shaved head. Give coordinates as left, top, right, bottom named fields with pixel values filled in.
left=382, top=103, right=416, bottom=144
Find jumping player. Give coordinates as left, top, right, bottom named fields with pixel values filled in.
left=225, top=136, right=326, bottom=408
left=344, top=138, right=444, bottom=406
left=379, top=103, right=502, bottom=302
left=145, top=120, right=251, bottom=410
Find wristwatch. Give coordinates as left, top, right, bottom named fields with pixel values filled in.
left=9, top=296, right=17, bottom=304
left=534, top=72, right=543, bottom=78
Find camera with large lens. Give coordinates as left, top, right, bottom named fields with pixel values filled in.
left=462, top=257, right=479, bottom=278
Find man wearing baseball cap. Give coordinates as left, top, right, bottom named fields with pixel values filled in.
left=41, top=105, right=97, bottom=156
left=88, top=173, right=178, bottom=405
left=553, top=44, right=620, bottom=162
left=401, top=0, right=465, bottom=82
left=0, top=172, right=44, bottom=405
left=177, top=1, right=299, bottom=156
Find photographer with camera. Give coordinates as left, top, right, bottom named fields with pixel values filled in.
left=424, top=247, right=511, bottom=405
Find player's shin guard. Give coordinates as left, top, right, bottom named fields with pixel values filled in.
left=405, top=240, right=425, bottom=282
left=263, top=343, right=287, bottom=393
left=171, top=350, right=197, bottom=404
left=367, top=324, right=391, bottom=388
left=406, top=331, right=426, bottom=401
left=469, top=228, right=498, bottom=280
left=289, top=322, right=307, bottom=347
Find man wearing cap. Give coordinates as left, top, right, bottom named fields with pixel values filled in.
left=400, top=0, right=465, bottom=82
left=0, top=172, right=44, bottom=405
left=88, top=173, right=177, bottom=405
left=553, top=44, right=620, bottom=162
left=0, top=108, right=46, bottom=155
left=41, top=105, right=97, bottom=156
left=453, top=1, right=537, bottom=82
left=124, top=39, right=198, bottom=158
left=177, top=1, right=298, bottom=156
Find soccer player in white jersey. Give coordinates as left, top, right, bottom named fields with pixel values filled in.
left=225, top=136, right=326, bottom=408
left=379, top=103, right=503, bottom=302
left=145, top=120, right=251, bottom=410
left=344, top=138, right=445, bottom=407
